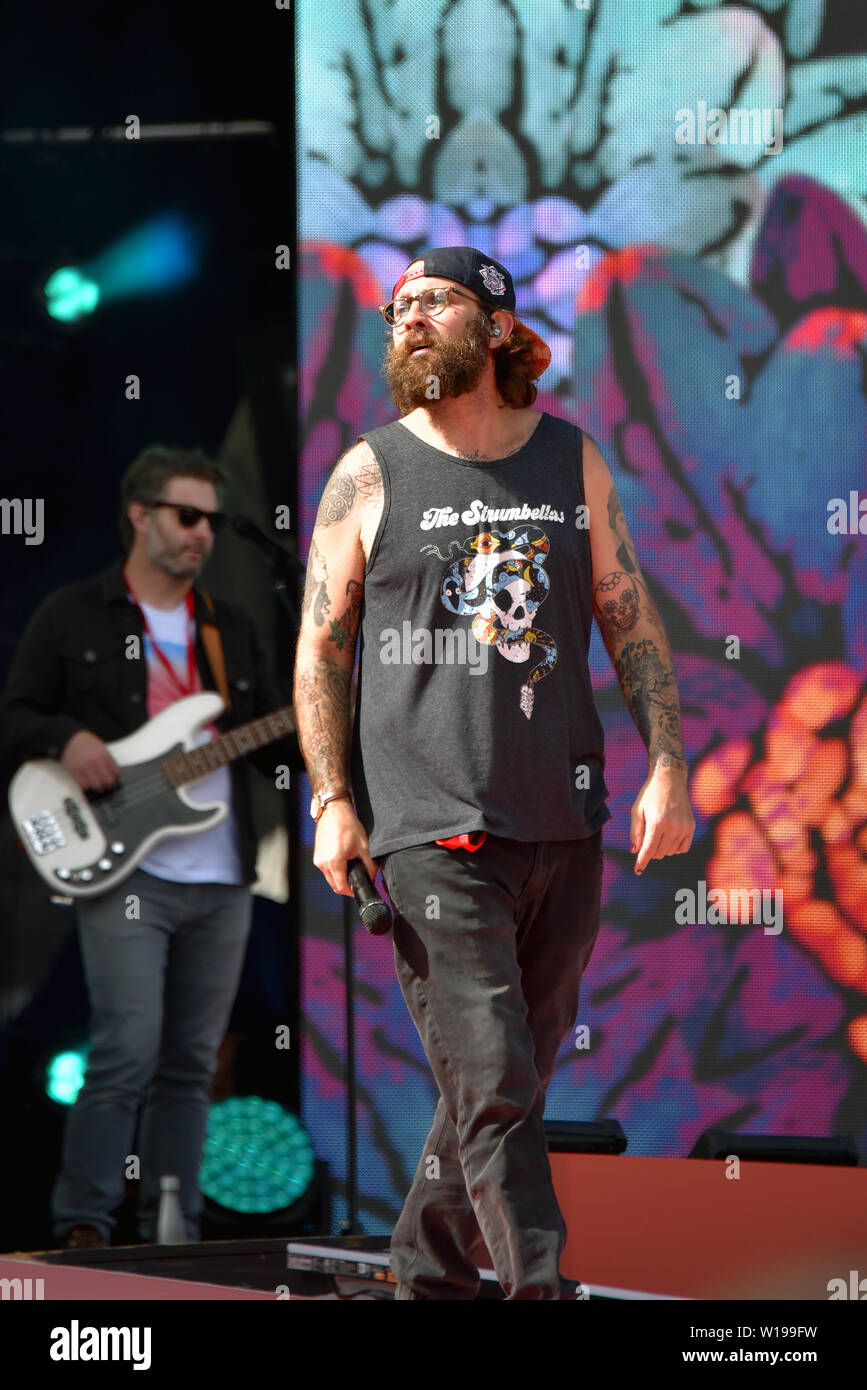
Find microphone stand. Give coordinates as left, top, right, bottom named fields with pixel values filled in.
left=254, top=544, right=301, bottom=628
left=339, top=891, right=361, bottom=1235
left=234, top=515, right=367, bottom=1238
left=270, top=573, right=296, bottom=624
left=232, top=515, right=302, bottom=627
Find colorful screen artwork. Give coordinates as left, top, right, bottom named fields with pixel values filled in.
left=295, top=0, right=867, bottom=1230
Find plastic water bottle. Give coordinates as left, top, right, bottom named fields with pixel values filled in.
left=155, top=1175, right=187, bottom=1244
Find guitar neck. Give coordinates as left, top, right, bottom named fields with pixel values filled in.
left=161, top=707, right=295, bottom=787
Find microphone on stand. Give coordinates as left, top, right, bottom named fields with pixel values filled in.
left=232, top=514, right=305, bottom=573
left=347, top=858, right=392, bottom=935
left=231, top=514, right=303, bottom=624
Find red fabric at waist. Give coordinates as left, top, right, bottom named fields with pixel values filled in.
left=434, top=832, right=487, bottom=851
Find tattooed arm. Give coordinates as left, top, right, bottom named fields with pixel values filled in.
left=583, top=433, right=695, bottom=871
left=293, top=439, right=384, bottom=894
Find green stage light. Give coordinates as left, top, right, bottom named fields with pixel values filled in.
left=200, top=1097, right=316, bottom=1214
left=43, top=267, right=100, bottom=323
left=46, top=1046, right=89, bottom=1105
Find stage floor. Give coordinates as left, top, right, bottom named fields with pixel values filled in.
left=1, top=1236, right=636, bottom=1301
left=5, top=1153, right=864, bottom=1301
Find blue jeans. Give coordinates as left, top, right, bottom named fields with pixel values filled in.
left=380, top=831, right=604, bottom=1300
left=51, top=868, right=252, bottom=1244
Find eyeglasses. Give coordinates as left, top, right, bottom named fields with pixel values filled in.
left=378, top=285, right=485, bottom=326
left=150, top=501, right=227, bottom=534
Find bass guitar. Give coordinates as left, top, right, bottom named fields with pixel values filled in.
left=9, top=692, right=295, bottom=896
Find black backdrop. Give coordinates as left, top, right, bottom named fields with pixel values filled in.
left=0, top=2, right=299, bottom=1248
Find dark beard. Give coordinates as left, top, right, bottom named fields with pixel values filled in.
left=382, top=313, right=491, bottom=415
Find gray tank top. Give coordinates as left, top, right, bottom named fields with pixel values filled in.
left=350, top=410, right=611, bottom=857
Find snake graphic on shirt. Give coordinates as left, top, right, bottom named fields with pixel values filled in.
left=420, top=526, right=556, bottom=719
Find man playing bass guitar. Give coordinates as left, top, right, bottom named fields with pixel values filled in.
left=0, top=445, right=299, bottom=1250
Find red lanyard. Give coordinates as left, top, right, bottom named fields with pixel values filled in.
left=125, top=581, right=197, bottom=698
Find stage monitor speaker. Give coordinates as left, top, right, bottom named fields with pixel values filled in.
left=544, top=1119, right=627, bottom=1154
left=688, top=1128, right=859, bottom=1166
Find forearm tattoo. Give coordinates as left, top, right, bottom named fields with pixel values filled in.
left=611, top=638, right=684, bottom=765
left=595, top=484, right=686, bottom=771
left=595, top=569, right=664, bottom=639
left=294, top=656, right=353, bottom=790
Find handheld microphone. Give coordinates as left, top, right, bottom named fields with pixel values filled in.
left=347, top=858, right=392, bottom=935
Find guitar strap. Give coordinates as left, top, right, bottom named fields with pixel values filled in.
left=199, top=591, right=233, bottom=712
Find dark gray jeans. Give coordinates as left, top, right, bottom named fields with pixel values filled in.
left=51, top=867, right=252, bottom=1244
left=379, top=830, right=604, bottom=1300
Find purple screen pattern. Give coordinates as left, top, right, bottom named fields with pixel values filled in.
left=295, top=0, right=867, bottom=1228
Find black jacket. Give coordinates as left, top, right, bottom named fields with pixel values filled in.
left=0, top=558, right=301, bottom=886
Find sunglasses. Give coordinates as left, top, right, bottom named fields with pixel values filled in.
left=150, top=501, right=228, bottom=534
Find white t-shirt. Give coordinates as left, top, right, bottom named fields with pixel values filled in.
left=135, top=598, right=245, bottom=885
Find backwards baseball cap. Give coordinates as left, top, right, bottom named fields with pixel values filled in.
left=391, top=247, right=551, bottom=378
